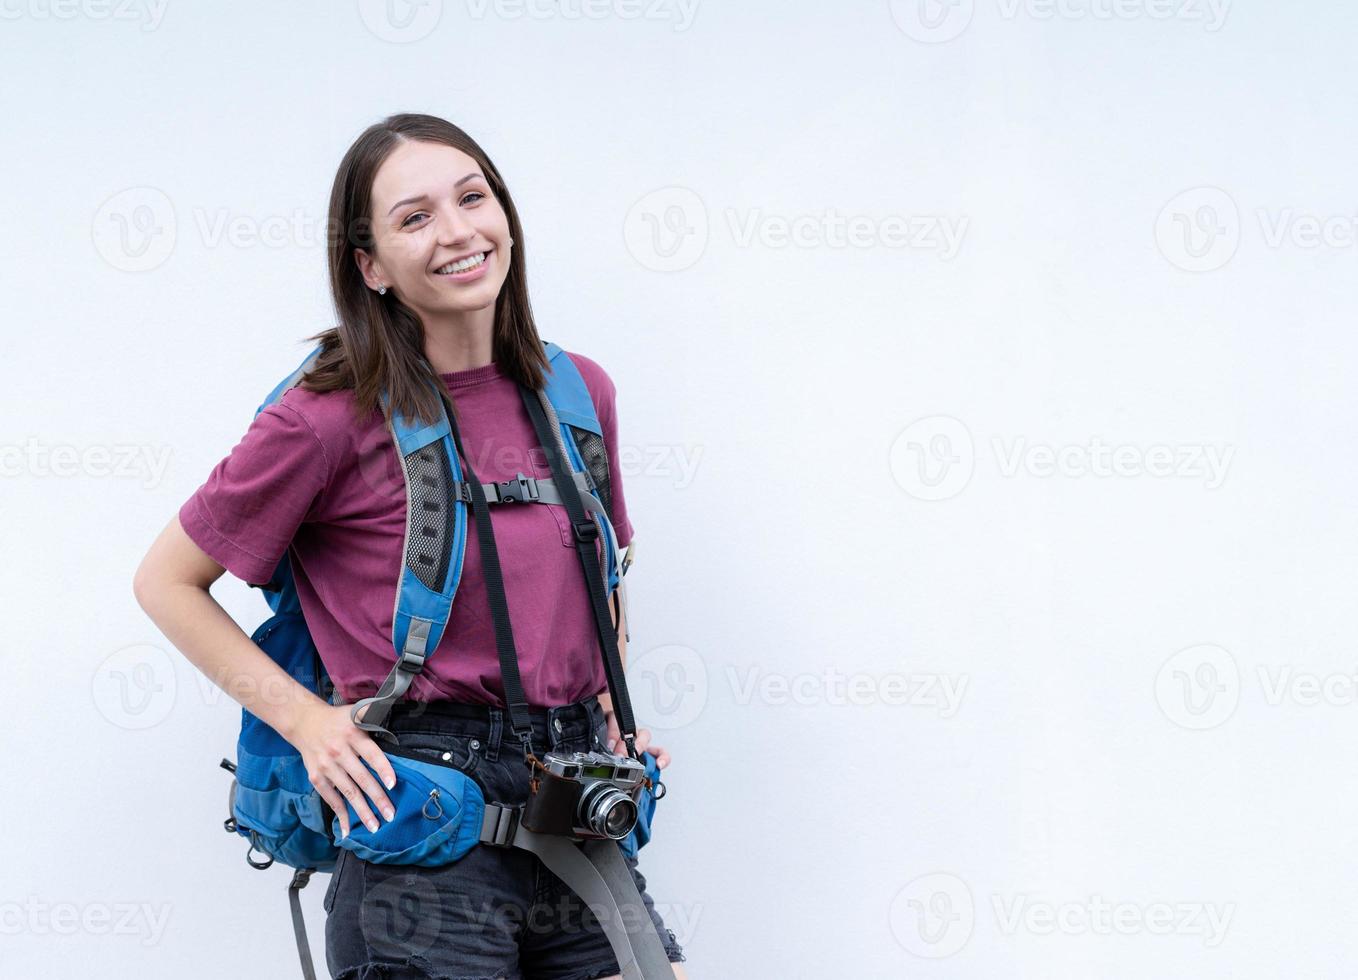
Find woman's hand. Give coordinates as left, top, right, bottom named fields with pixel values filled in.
left=602, top=708, right=670, bottom=769
left=287, top=701, right=397, bottom=838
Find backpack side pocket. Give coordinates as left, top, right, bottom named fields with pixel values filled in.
left=224, top=611, right=339, bottom=872
left=620, top=749, right=664, bottom=859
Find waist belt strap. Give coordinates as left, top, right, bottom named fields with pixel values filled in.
left=479, top=804, right=673, bottom=980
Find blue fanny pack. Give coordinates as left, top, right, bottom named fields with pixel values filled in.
left=335, top=748, right=487, bottom=865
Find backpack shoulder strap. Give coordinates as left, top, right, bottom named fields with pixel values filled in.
left=257, top=344, right=323, bottom=417
left=351, top=378, right=470, bottom=738
left=541, top=342, right=619, bottom=537
left=249, top=345, right=325, bottom=610
left=541, top=341, right=602, bottom=433
left=251, top=346, right=472, bottom=738
left=539, top=342, right=629, bottom=624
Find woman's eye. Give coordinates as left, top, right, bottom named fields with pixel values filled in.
left=401, top=195, right=481, bottom=228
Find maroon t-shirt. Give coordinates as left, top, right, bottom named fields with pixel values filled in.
left=178, top=351, right=633, bottom=708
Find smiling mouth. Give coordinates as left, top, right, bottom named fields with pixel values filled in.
left=433, top=250, right=491, bottom=275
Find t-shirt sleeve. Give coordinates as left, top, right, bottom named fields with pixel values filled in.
left=178, top=400, right=332, bottom=586
left=568, top=352, right=635, bottom=550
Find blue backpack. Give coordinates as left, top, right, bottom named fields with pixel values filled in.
left=215, top=341, right=657, bottom=974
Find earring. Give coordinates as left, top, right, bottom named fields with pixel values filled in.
left=377, top=285, right=387, bottom=295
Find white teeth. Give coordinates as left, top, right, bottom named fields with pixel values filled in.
left=435, top=252, right=486, bottom=275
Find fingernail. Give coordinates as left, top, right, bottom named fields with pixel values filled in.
left=384, top=774, right=395, bottom=790
left=382, top=806, right=395, bottom=821
left=365, top=819, right=378, bottom=832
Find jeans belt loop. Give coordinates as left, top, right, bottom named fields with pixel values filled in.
left=486, top=706, right=502, bottom=762
left=546, top=706, right=560, bottom=750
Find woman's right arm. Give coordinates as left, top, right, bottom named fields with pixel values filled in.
left=132, top=515, right=396, bottom=835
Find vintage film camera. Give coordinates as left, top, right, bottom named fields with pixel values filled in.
left=522, top=749, right=648, bottom=841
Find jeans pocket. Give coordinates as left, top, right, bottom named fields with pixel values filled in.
left=390, top=731, right=482, bottom=774
left=591, top=712, right=610, bottom=749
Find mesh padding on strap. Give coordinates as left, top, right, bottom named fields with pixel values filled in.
left=570, top=426, right=614, bottom=525
left=404, top=441, right=455, bottom=591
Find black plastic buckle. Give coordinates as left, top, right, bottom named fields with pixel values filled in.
left=397, top=650, right=426, bottom=673
left=493, top=471, right=540, bottom=503
left=572, top=519, right=600, bottom=543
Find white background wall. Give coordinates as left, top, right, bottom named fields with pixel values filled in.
left=4, top=1, right=1356, bottom=977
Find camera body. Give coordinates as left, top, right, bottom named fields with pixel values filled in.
left=521, top=749, right=647, bottom=841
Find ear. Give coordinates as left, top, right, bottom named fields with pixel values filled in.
left=353, top=247, right=385, bottom=292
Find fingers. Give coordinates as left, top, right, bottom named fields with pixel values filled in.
left=632, top=728, right=671, bottom=768
left=312, top=775, right=351, bottom=839
left=313, top=746, right=393, bottom=835
left=344, top=746, right=396, bottom=826
left=352, top=738, right=398, bottom=809
left=603, top=718, right=673, bottom=768
left=326, top=757, right=383, bottom=833
left=648, top=743, right=671, bottom=769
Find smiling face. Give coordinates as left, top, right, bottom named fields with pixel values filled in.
left=355, top=139, right=513, bottom=321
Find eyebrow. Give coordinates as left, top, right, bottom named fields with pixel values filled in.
left=386, top=173, right=486, bottom=216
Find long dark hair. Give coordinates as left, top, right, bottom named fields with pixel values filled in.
left=299, top=112, right=547, bottom=426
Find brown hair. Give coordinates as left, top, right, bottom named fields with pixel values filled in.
left=298, top=112, right=547, bottom=427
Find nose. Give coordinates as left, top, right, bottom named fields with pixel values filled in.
left=435, top=201, right=477, bottom=246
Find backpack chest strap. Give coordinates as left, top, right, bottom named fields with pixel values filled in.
left=454, top=469, right=595, bottom=506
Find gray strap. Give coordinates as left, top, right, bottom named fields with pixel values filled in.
left=498, top=822, right=674, bottom=980
left=581, top=838, right=674, bottom=976
left=571, top=481, right=632, bottom=644
left=349, top=621, right=431, bottom=739
left=288, top=869, right=317, bottom=980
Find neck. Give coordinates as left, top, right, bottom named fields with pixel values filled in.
left=421, top=304, right=496, bottom=373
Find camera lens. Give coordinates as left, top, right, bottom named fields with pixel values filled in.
left=578, top=783, right=639, bottom=840
left=601, top=796, right=638, bottom=838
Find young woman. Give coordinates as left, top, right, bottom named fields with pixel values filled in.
left=134, top=112, right=689, bottom=980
